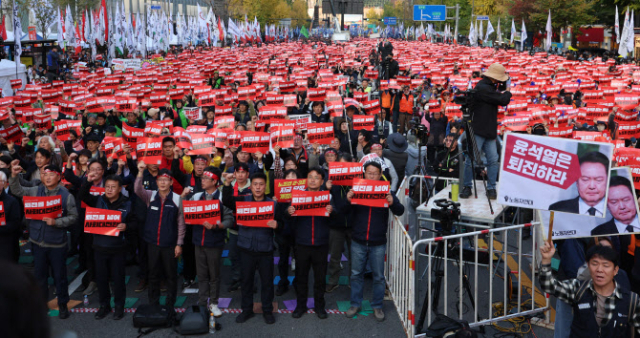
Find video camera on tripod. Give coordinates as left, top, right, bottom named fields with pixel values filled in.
left=452, top=89, right=477, bottom=120
left=409, top=120, right=429, bottom=145
left=430, top=199, right=461, bottom=233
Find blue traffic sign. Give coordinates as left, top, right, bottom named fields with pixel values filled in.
left=383, top=17, right=397, bottom=25
left=150, top=5, right=161, bottom=9
left=476, top=16, right=489, bottom=21
left=413, top=5, right=446, bottom=22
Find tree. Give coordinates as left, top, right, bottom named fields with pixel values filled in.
left=290, top=0, right=310, bottom=28
left=28, top=0, right=57, bottom=39
left=507, top=0, right=594, bottom=33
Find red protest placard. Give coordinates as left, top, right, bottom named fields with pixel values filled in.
left=0, top=124, right=22, bottom=143
left=501, top=116, right=530, bottom=132
left=183, top=200, right=222, bottom=225
left=187, top=125, right=207, bottom=134
left=241, top=131, right=270, bottom=153
left=502, top=135, right=581, bottom=190
left=353, top=115, right=375, bottom=131
left=351, top=179, right=390, bottom=208
left=214, top=116, right=234, bottom=129
left=236, top=201, right=275, bottom=228
left=188, top=133, right=215, bottom=155
left=328, top=162, right=363, bottom=186
left=84, top=207, right=121, bottom=237
left=80, top=186, right=106, bottom=208
left=122, top=123, right=144, bottom=149
left=617, top=121, right=640, bottom=140
left=34, top=114, right=52, bottom=130
left=274, top=179, right=307, bottom=202
left=227, top=130, right=244, bottom=147
left=307, top=123, right=334, bottom=145
left=23, top=195, right=63, bottom=220
left=259, top=105, right=287, bottom=121
left=173, top=127, right=193, bottom=150
left=136, top=137, right=163, bottom=164
left=212, top=128, right=229, bottom=149
left=0, top=202, right=5, bottom=225
left=291, top=190, right=331, bottom=216
left=270, top=126, right=295, bottom=149
left=116, top=97, right=137, bottom=112
left=10, top=79, right=22, bottom=89
left=362, top=100, right=381, bottom=115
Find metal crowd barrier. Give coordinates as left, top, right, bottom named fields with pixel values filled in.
left=410, top=222, right=548, bottom=336
left=385, top=215, right=416, bottom=336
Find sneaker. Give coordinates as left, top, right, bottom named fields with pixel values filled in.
left=275, top=285, right=288, bottom=296
left=134, top=279, right=147, bottom=293
left=384, top=289, right=392, bottom=301
left=95, top=306, right=111, bottom=320
left=228, top=280, right=241, bottom=292
left=316, top=308, right=328, bottom=319
left=235, top=311, right=254, bottom=323
left=83, top=281, right=98, bottom=296
left=325, top=284, right=339, bottom=293
left=113, top=306, right=124, bottom=320
left=345, top=306, right=360, bottom=318
left=263, top=312, right=276, bottom=324
left=292, top=307, right=307, bottom=319
left=487, top=189, right=497, bottom=200
left=373, top=308, right=385, bottom=322
left=209, top=304, right=222, bottom=318
left=459, top=186, right=472, bottom=199
left=182, top=279, right=194, bottom=290
left=291, top=259, right=296, bottom=272
left=160, top=281, right=167, bottom=292
left=58, top=304, right=71, bottom=319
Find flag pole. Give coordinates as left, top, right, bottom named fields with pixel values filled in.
left=12, top=0, right=17, bottom=80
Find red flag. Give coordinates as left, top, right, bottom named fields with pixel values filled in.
left=0, top=16, right=7, bottom=41
left=218, top=15, right=224, bottom=43
left=102, top=0, right=108, bottom=42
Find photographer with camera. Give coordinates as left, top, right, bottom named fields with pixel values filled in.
left=380, top=53, right=399, bottom=81
left=459, top=63, right=511, bottom=200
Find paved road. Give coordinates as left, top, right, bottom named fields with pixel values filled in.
left=22, top=227, right=557, bottom=337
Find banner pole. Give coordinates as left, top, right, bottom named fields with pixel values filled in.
left=547, top=211, right=554, bottom=244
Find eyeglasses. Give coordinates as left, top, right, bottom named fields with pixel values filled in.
left=89, top=168, right=104, bottom=173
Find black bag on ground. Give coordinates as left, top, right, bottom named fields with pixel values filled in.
left=423, top=314, right=475, bottom=337
left=133, top=304, right=176, bottom=337
left=174, top=305, right=209, bottom=335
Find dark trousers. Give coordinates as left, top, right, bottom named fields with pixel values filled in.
left=240, top=249, right=274, bottom=313
left=327, top=228, right=352, bottom=286
left=275, top=234, right=294, bottom=288
left=295, top=245, right=328, bottom=311
left=79, top=233, right=95, bottom=284
left=94, top=250, right=126, bottom=308
left=227, top=232, right=241, bottom=283
left=33, top=244, right=69, bottom=306
left=182, top=226, right=196, bottom=281
left=136, top=231, right=148, bottom=280
left=147, top=244, right=177, bottom=308
left=195, top=246, right=222, bottom=306
left=0, top=236, right=19, bottom=263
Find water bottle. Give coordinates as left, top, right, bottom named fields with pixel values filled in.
left=83, top=295, right=89, bottom=306
left=209, top=313, right=216, bottom=334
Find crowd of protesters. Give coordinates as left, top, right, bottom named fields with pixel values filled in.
left=6, top=34, right=640, bottom=336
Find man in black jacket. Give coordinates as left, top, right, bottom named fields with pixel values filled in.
left=222, top=171, right=283, bottom=325
left=79, top=174, right=135, bottom=320
left=0, top=171, right=22, bottom=262
left=460, top=63, right=512, bottom=200
left=286, top=168, right=335, bottom=319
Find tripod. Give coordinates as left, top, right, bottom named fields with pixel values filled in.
left=415, top=228, right=477, bottom=334
left=460, top=110, right=494, bottom=215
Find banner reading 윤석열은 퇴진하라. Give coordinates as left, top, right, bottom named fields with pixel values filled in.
left=498, top=133, right=614, bottom=217
left=539, top=167, right=640, bottom=239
